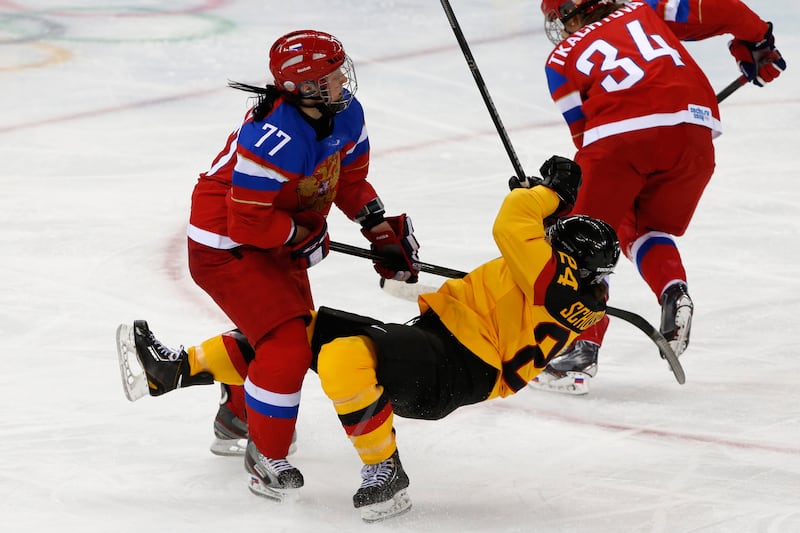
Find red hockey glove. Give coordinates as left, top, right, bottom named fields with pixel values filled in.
left=290, top=211, right=329, bottom=269
left=361, top=214, right=420, bottom=283
left=729, top=22, right=786, bottom=87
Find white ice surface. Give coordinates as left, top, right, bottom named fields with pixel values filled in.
left=1, top=1, right=799, bottom=532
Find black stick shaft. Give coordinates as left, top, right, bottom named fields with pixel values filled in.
left=716, top=75, right=747, bottom=103
left=329, top=241, right=469, bottom=279
left=439, top=0, right=526, bottom=181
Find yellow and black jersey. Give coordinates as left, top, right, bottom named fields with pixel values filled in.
left=418, top=186, right=605, bottom=399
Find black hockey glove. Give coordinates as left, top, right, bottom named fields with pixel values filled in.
left=508, top=155, right=581, bottom=217
left=508, top=175, right=542, bottom=190
left=539, top=155, right=581, bottom=216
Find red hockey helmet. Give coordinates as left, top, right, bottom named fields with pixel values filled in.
left=541, top=0, right=574, bottom=20
left=269, top=30, right=357, bottom=113
left=540, top=0, right=616, bottom=19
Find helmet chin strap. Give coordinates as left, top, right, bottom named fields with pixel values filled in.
left=291, top=98, right=335, bottom=139
left=292, top=94, right=324, bottom=111
left=315, top=103, right=336, bottom=118
left=296, top=96, right=339, bottom=117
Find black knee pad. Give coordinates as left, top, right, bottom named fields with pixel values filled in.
left=310, top=306, right=383, bottom=372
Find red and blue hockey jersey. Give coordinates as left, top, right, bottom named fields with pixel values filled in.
left=544, top=0, right=769, bottom=149
left=188, top=94, right=378, bottom=250
left=643, top=0, right=768, bottom=42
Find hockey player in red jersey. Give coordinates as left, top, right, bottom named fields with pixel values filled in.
left=117, top=154, right=622, bottom=521
left=129, top=29, right=420, bottom=501
left=530, top=0, right=786, bottom=395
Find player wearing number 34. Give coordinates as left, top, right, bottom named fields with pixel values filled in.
left=531, top=0, right=786, bottom=394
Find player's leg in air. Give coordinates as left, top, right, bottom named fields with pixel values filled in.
left=116, top=322, right=296, bottom=456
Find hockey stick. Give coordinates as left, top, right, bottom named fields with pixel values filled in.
left=602, top=306, right=685, bottom=384
left=716, top=75, right=747, bottom=103
left=331, top=241, right=685, bottom=383
left=439, top=0, right=526, bottom=181
left=329, top=241, right=468, bottom=279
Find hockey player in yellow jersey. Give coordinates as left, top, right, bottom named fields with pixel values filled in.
left=314, top=156, right=618, bottom=521
left=116, top=154, right=620, bottom=522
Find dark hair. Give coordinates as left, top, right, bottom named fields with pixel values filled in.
left=227, top=81, right=284, bottom=121
left=581, top=2, right=621, bottom=24
left=227, top=80, right=335, bottom=139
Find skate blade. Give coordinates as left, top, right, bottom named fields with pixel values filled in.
left=210, top=437, right=247, bottom=456
left=248, top=475, right=300, bottom=503
left=669, top=305, right=692, bottom=357
left=528, top=371, right=590, bottom=395
left=360, top=490, right=412, bottom=523
left=116, top=323, right=149, bottom=402
left=211, top=438, right=297, bottom=457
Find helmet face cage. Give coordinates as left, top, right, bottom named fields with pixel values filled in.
left=318, top=54, right=357, bottom=113
left=547, top=215, right=620, bottom=286
left=543, top=13, right=567, bottom=45
left=541, top=0, right=620, bottom=45
left=269, top=30, right=358, bottom=114
left=541, top=0, right=575, bottom=45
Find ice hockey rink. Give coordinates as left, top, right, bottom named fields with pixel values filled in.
left=2, top=1, right=798, bottom=531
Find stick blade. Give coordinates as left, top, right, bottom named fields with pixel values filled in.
left=606, top=307, right=686, bottom=384
left=380, top=278, right=438, bottom=302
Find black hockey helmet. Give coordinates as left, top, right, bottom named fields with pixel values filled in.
left=547, top=215, right=620, bottom=284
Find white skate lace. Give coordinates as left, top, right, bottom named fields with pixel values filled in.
left=148, top=333, right=183, bottom=362
left=360, top=459, right=394, bottom=489
left=263, top=457, right=296, bottom=475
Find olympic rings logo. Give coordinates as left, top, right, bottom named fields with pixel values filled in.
left=0, top=1, right=235, bottom=71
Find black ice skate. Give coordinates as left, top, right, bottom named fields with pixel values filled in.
left=245, top=439, right=304, bottom=502
left=660, top=282, right=693, bottom=357
left=115, top=320, right=212, bottom=402
left=353, top=449, right=412, bottom=523
left=528, top=339, right=599, bottom=395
